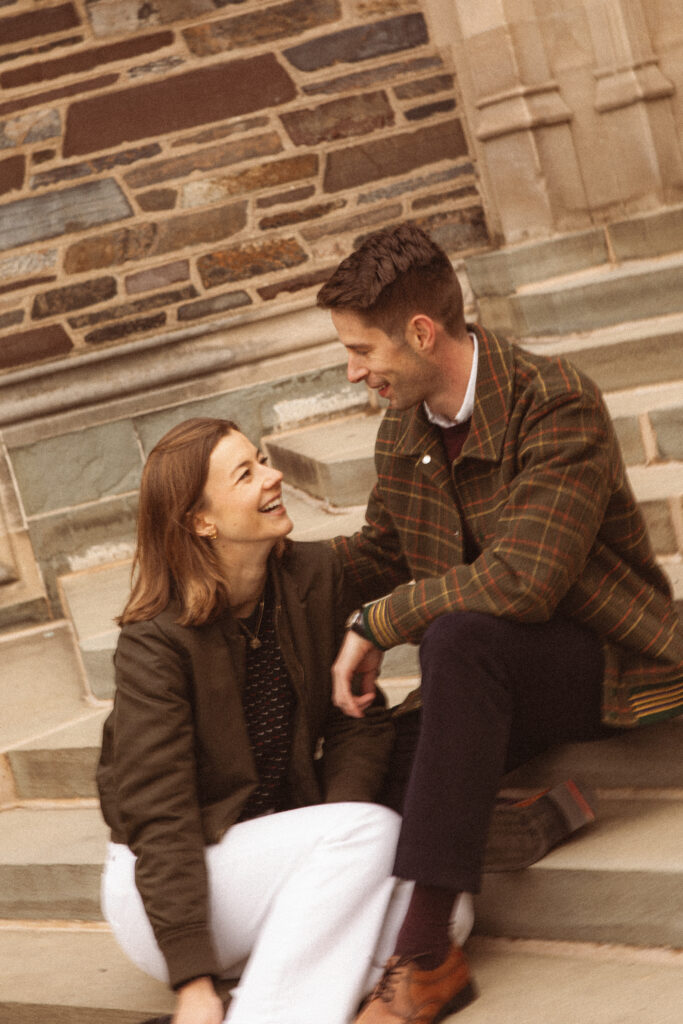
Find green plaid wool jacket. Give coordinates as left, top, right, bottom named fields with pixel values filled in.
left=333, top=324, right=683, bottom=728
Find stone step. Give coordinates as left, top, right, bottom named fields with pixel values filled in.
left=0, top=807, right=106, bottom=921
left=0, top=924, right=175, bottom=1023
left=3, top=796, right=683, bottom=948
left=475, top=797, right=683, bottom=949
left=1, top=927, right=682, bottom=1024
left=6, top=712, right=108, bottom=801
left=263, top=411, right=383, bottom=507
left=477, top=251, right=683, bottom=338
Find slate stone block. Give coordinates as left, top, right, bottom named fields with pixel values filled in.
left=650, top=408, right=683, bottom=461
left=68, top=286, right=196, bottom=327
left=394, top=74, right=454, bottom=99
left=0, top=3, right=79, bottom=46
left=302, top=56, right=441, bottom=96
left=11, top=420, right=142, bottom=517
left=257, top=184, right=316, bottom=209
left=0, top=74, right=118, bottom=119
left=31, top=143, right=161, bottom=189
left=281, top=92, right=393, bottom=146
left=324, top=119, right=467, bottom=192
left=31, top=277, right=117, bottom=319
left=0, top=179, right=133, bottom=252
left=259, top=199, right=345, bottom=230
left=181, top=155, right=318, bottom=209
left=125, top=260, right=189, bottom=295
left=284, top=13, right=428, bottom=72
left=64, top=202, right=247, bottom=273
left=183, top=0, right=341, bottom=55
left=0, top=324, right=72, bottom=370
left=0, top=309, right=23, bottom=330
left=0, top=275, right=56, bottom=298
left=0, top=249, right=57, bottom=282
left=177, top=290, right=252, bottom=321
left=405, top=98, right=456, bottom=121
left=136, top=188, right=177, bottom=212
left=86, top=0, right=248, bottom=38
left=63, top=55, right=296, bottom=157
left=0, top=32, right=173, bottom=88
left=0, top=109, right=61, bottom=151
left=124, top=131, right=282, bottom=189
left=197, top=237, right=308, bottom=288
left=257, top=267, right=334, bottom=300
left=84, top=311, right=166, bottom=345
left=0, top=154, right=24, bottom=196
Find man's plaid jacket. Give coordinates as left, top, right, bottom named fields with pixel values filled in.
left=333, top=324, right=683, bottom=728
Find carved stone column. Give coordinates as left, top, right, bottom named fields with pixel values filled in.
left=585, top=0, right=683, bottom=201
left=425, top=0, right=591, bottom=242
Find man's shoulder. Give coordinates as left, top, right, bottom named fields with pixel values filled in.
left=511, top=340, right=604, bottom=410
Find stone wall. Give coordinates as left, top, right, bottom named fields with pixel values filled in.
left=0, top=0, right=488, bottom=378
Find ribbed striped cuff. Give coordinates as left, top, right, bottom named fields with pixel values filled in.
left=362, top=600, right=401, bottom=650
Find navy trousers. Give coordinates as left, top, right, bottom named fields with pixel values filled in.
left=383, top=611, right=610, bottom=894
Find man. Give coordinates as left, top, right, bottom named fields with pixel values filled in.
left=316, top=223, right=683, bottom=1022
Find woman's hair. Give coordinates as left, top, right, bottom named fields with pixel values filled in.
left=316, top=222, right=465, bottom=339
left=120, top=417, right=239, bottom=627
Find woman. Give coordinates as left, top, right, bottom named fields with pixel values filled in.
left=96, top=417, right=409, bottom=1024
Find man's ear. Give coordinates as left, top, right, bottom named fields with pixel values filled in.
left=407, top=314, right=436, bottom=353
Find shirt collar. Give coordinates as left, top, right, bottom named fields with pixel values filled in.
left=424, top=331, right=478, bottom=428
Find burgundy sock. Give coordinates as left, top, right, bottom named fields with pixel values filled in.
left=393, top=884, right=460, bottom=969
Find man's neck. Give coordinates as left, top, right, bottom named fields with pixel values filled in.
left=424, top=330, right=478, bottom=425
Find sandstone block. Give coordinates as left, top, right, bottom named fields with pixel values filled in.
left=257, top=267, right=334, bottom=300
left=0, top=155, right=24, bottom=196
left=181, top=155, right=318, bottom=208
left=394, top=74, right=454, bottom=99
left=198, top=237, right=308, bottom=288
left=183, top=0, right=341, bottom=56
left=68, top=287, right=196, bottom=328
left=281, top=91, right=393, bottom=146
left=0, top=248, right=57, bottom=282
left=125, top=260, right=189, bottom=295
left=177, top=291, right=252, bottom=321
left=136, top=188, right=177, bottom=212
left=641, top=500, right=679, bottom=556
left=324, top=118, right=467, bottom=191
left=257, top=184, right=316, bottom=209
left=31, top=143, right=162, bottom=189
left=124, top=131, right=283, bottom=189
left=612, top=416, right=644, bottom=466
left=651, top=408, right=683, bottom=461
left=284, top=12, right=427, bottom=72
left=416, top=207, right=490, bottom=253
left=84, top=311, right=166, bottom=345
left=0, top=4, right=79, bottom=46
left=0, top=109, right=61, bottom=151
left=302, top=56, right=440, bottom=96
left=0, top=74, right=118, bottom=119
left=0, top=32, right=173, bottom=89
left=0, top=324, right=72, bottom=370
left=31, top=276, right=117, bottom=320
left=11, top=420, right=142, bottom=517
left=85, top=0, right=243, bottom=37
left=259, top=199, right=346, bottom=230
left=609, top=206, right=683, bottom=261
left=63, top=56, right=296, bottom=157
left=405, top=98, right=456, bottom=121
left=0, top=310, right=23, bottom=330
left=64, top=202, right=247, bottom=273
left=0, top=179, right=132, bottom=252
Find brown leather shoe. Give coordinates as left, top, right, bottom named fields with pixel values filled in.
left=355, top=944, right=476, bottom=1022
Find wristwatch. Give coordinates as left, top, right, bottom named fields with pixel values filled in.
left=345, top=608, right=369, bottom=639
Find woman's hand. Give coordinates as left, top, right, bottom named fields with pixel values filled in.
left=173, top=976, right=224, bottom=1024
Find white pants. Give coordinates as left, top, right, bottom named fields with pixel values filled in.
left=102, top=802, right=412, bottom=1024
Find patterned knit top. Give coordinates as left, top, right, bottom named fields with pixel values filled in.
left=236, top=587, right=297, bottom=822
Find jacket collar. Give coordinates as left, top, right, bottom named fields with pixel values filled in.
left=393, top=323, right=513, bottom=465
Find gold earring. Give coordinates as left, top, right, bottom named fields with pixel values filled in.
left=207, top=525, right=218, bottom=540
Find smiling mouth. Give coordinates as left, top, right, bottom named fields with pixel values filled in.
left=260, top=498, right=283, bottom=513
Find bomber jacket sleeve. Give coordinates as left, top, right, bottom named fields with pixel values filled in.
left=343, top=385, right=616, bottom=649
left=110, top=621, right=220, bottom=990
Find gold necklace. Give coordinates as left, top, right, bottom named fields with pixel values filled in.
left=237, top=598, right=265, bottom=649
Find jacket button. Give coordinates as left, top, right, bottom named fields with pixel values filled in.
left=454, top=530, right=460, bottom=537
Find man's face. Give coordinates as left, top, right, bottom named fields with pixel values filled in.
left=331, top=309, right=437, bottom=411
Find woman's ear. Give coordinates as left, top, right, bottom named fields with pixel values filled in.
left=194, top=514, right=217, bottom=540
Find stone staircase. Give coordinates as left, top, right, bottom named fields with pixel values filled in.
left=2, top=208, right=683, bottom=1019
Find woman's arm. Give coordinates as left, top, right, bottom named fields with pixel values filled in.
left=108, top=621, right=221, bottom=990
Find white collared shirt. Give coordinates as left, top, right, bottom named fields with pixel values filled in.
left=423, top=331, right=478, bottom=427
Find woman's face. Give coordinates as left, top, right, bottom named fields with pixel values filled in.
left=196, top=431, right=293, bottom=549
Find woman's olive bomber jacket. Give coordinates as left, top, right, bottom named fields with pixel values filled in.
left=97, top=540, right=395, bottom=990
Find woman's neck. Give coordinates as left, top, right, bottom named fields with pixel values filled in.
left=217, top=546, right=270, bottom=617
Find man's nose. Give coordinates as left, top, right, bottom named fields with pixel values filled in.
left=346, top=354, right=367, bottom=384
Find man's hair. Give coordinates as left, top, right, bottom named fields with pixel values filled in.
left=316, top=222, right=465, bottom=338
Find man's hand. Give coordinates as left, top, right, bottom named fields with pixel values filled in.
left=173, top=976, right=224, bottom=1024
left=332, top=630, right=384, bottom=718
